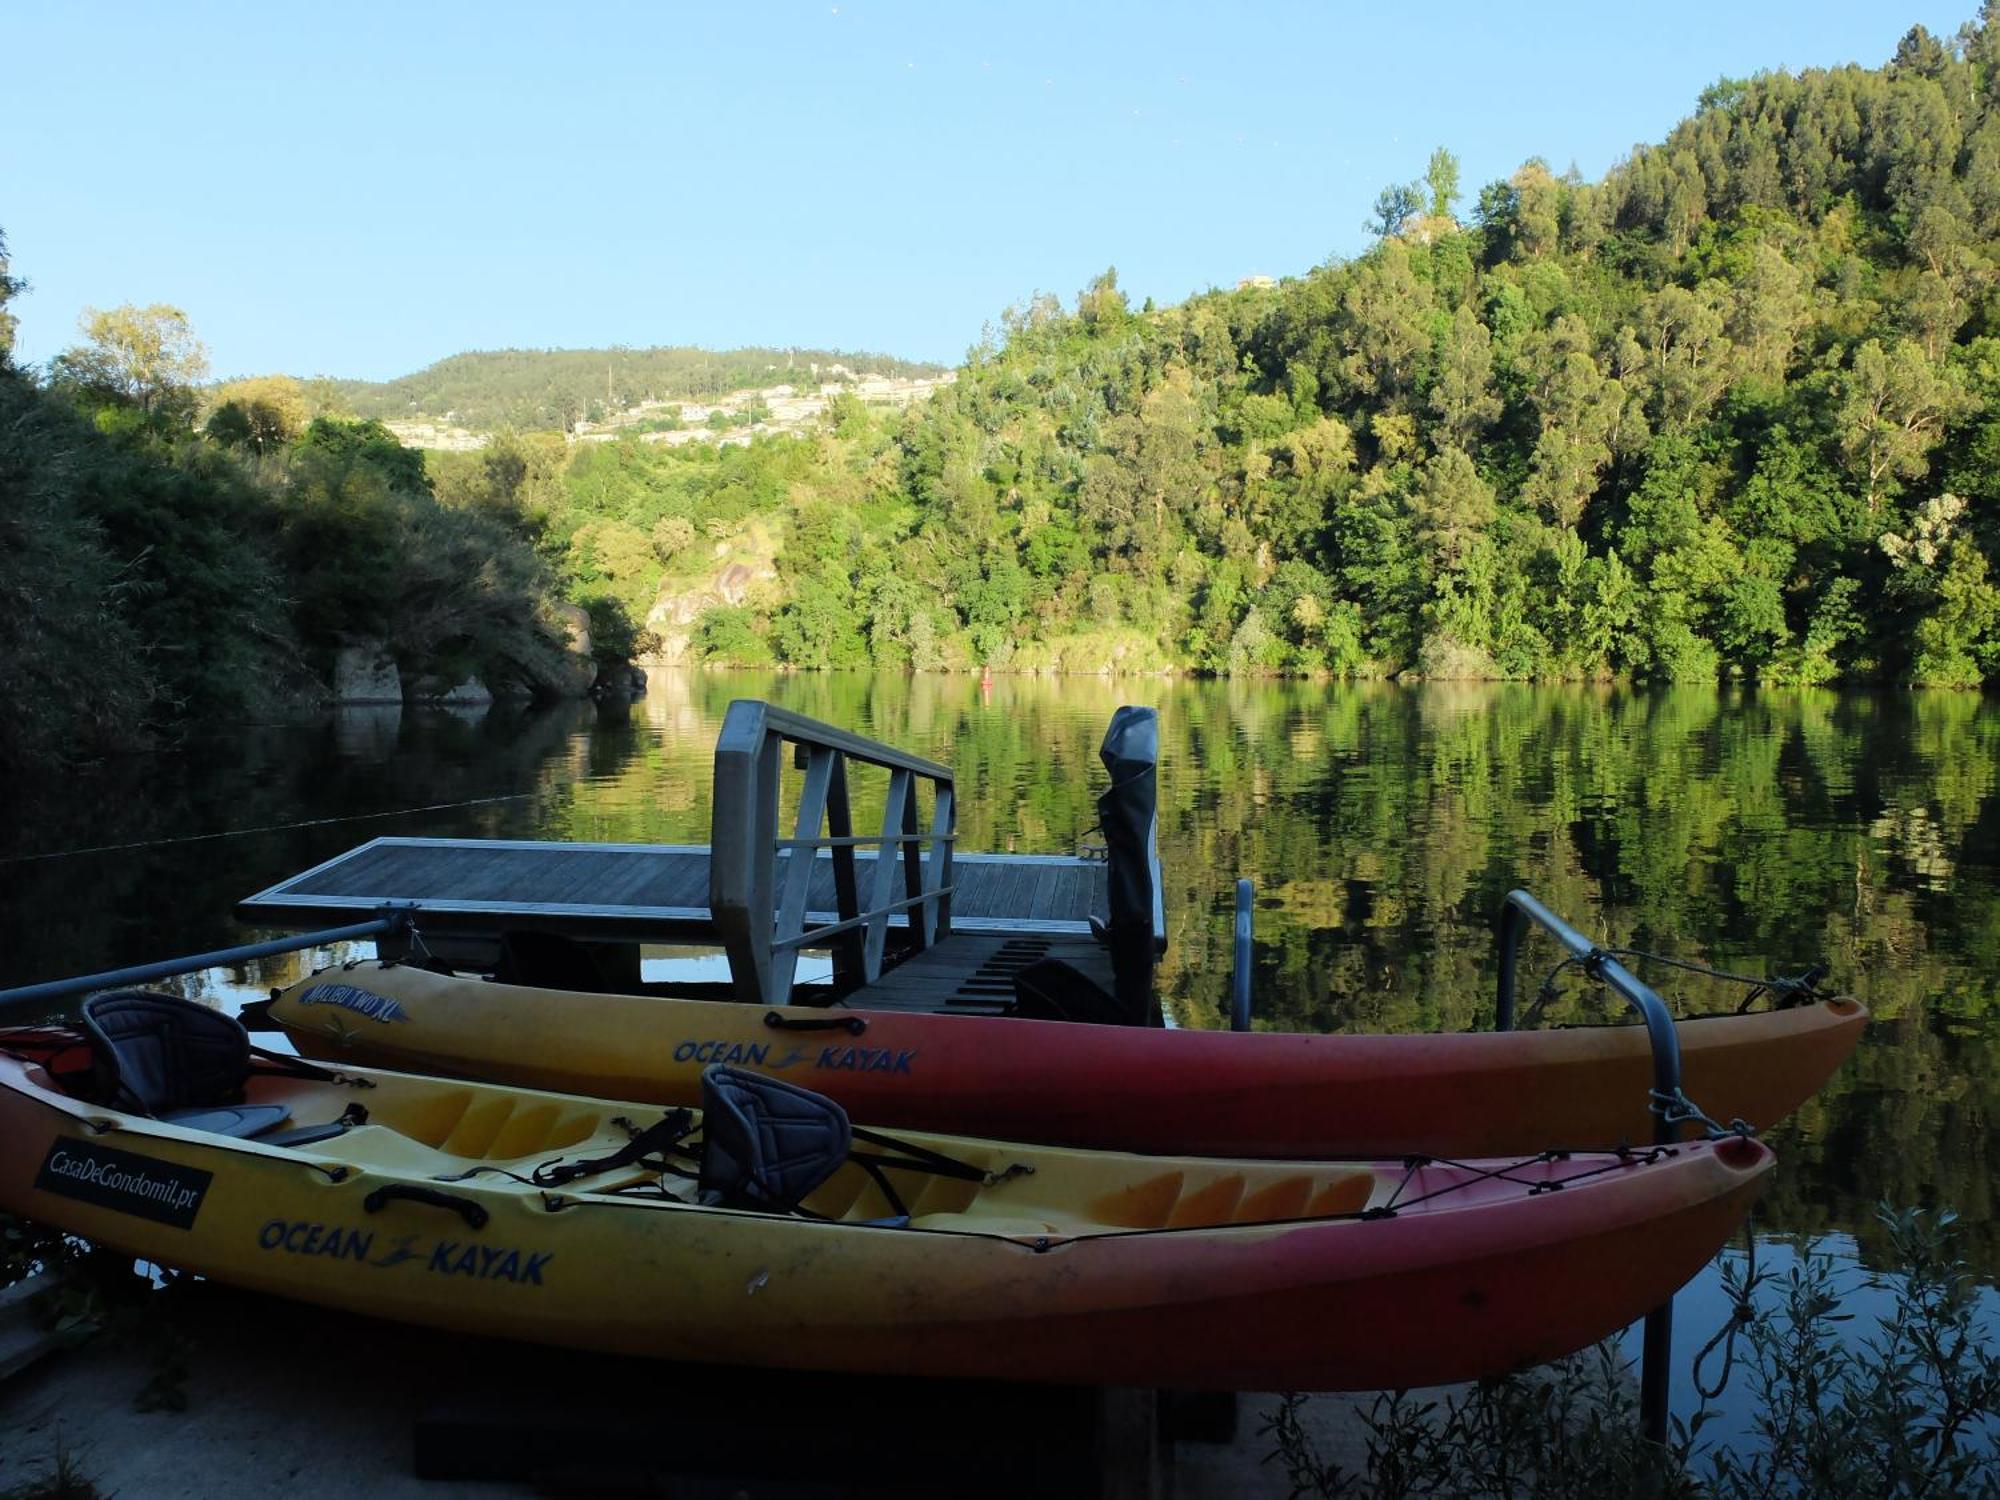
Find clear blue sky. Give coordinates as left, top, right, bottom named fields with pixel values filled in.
left=0, top=1, right=1973, bottom=381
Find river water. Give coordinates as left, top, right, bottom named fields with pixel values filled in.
left=3, top=671, right=1995, bottom=1438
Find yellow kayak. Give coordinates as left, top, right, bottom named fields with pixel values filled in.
left=1, top=993, right=1771, bottom=1391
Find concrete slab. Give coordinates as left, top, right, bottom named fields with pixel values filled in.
left=0, top=1280, right=1398, bottom=1498
left=0, top=1287, right=527, bottom=1499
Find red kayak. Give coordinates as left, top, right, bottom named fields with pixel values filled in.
left=269, top=960, right=1866, bottom=1157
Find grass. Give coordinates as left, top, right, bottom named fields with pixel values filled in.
left=1, top=1435, right=103, bottom=1500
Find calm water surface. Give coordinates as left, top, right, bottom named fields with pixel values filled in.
left=3, top=671, right=1995, bottom=1423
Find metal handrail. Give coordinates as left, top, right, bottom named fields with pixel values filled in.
left=711, top=700, right=956, bottom=1006
left=777, top=887, right=962, bottom=952
left=1493, top=887, right=1683, bottom=1447
left=773, top=833, right=960, bottom=849
left=0, top=909, right=415, bottom=1018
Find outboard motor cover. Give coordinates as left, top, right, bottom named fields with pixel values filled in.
left=1096, top=704, right=1162, bottom=1025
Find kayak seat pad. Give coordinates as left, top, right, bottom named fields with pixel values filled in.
left=80, top=989, right=289, bottom=1137
left=699, top=1065, right=851, bottom=1213
left=160, top=1103, right=295, bottom=1139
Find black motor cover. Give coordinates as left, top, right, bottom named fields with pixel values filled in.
left=1095, top=704, right=1162, bottom=1025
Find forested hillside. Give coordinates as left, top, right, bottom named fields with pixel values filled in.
left=9, top=11, right=2000, bottom=776
left=328, top=345, right=947, bottom=432
left=591, top=11, right=2000, bottom=685
left=0, top=243, right=574, bottom=772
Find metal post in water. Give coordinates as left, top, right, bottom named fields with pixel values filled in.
left=0, top=910, right=413, bottom=1017
left=1230, top=878, right=1254, bottom=1032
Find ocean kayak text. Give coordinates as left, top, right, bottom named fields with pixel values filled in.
left=671, top=1039, right=916, bottom=1075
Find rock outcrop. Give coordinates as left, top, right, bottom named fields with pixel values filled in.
left=639, top=559, right=778, bottom=666
left=543, top=601, right=600, bottom=696
left=331, top=640, right=402, bottom=704
left=430, top=677, right=494, bottom=705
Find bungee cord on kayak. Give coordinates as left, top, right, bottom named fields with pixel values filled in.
left=1362, top=1146, right=1677, bottom=1220
left=1692, top=1215, right=1764, bottom=1406
left=1523, top=943, right=1836, bottom=1029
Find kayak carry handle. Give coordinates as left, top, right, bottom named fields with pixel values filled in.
left=363, top=1183, right=490, bottom=1230
left=762, top=1010, right=867, bottom=1035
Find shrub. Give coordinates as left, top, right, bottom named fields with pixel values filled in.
left=1264, top=1206, right=1999, bottom=1498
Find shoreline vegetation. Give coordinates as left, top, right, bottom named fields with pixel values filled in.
left=10, top=14, right=2000, bottom=772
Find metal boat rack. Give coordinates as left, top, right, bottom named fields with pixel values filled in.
left=1497, top=887, right=1687, bottom=1446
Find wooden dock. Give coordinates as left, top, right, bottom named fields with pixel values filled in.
left=237, top=836, right=1110, bottom=943
left=235, top=699, right=1160, bottom=1021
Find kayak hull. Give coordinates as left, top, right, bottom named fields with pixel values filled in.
left=271, top=962, right=1867, bottom=1157
left=0, top=1041, right=1770, bottom=1391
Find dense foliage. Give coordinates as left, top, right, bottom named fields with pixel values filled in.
left=534, top=12, right=2000, bottom=686
left=0, top=281, right=569, bottom=771
left=326, top=345, right=946, bottom=432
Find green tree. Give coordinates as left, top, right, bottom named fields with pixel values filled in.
left=50, top=303, right=210, bottom=419
left=1519, top=316, right=1624, bottom=526
left=1428, top=305, right=1501, bottom=450
left=1409, top=446, right=1495, bottom=573
left=1366, top=181, right=1425, bottom=238
left=1836, top=339, right=1972, bottom=509
left=0, top=228, right=22, bottom=363
left=1077, top=268, right=1129, bottom=328
left=1425, top=147, right=1462, bottom=220
left=205, top=375, right=311, bottom=453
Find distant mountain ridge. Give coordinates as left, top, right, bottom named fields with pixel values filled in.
left=326, top=344, right=949, bottom=432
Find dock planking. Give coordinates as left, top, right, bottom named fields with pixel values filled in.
left=238, top=836, right=1109, bottom=945
left=839, top=931, right=1118, bottom=1015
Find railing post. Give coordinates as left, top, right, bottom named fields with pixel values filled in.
left=825, top=753, right=864, bottom=991
left=772, top=746, right=837, bottom=1001
left=900, top=779, right=928, bottom=950
left=711, top=702, right=782, bottom=1005
left=928, top=781, right=955, bottom=943
left=1230, top=878, right=1254, bottom=1032
left=862, top=769, right=912, bottom=980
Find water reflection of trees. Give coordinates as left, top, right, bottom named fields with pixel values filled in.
left=2, top=674, right=1992, bottom=1273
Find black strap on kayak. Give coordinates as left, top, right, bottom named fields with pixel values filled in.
left=1734, top=964, right=1830, bottom=1014
left=844, top=1124, right=1033, bottom=1220
left=850, top=1125, right=1016, bottom=1184
left=530, top=1109, right=697, bottom=1188
left=248, top=1044, right=377, bottom=1090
